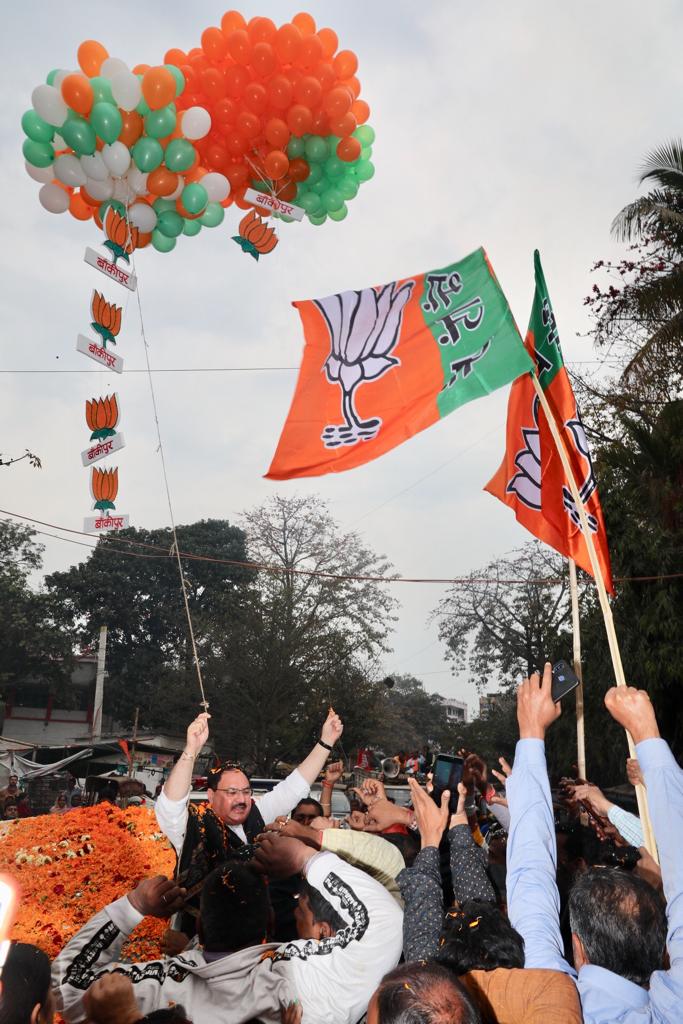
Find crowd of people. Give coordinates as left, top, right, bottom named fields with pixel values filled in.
left=0, top=774, right=85, bottom=822
left=2, top=667, right=682, bottom=1024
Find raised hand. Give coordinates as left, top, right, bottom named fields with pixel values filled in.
left=604, top=687, right=659, bottom=745
left=127, top=875, right=186, bottom=918
left=82, top=973, right=141, bottom=1024
left=517, top=663, right=561, bottom=740
left=450, top=781, right=469, bottom=827
left=363, top=798, right=409, bottom=834
left=321, top=707, right=344, bottom=746
left=407, top=776, right=448, bottom=847
left=252, top=833, right=314, bottom=878
left=264, top=818, right=322, bottom=847
left=185, top=711, right=210, bottom=756
left=324, top=760, right=344, bottom=785
left=572, top=782, right=613, bottom=818
left=354, top=778, right=386, bottom=807
left=491, top=756, right=512, bottom=786
left=626, top=757, right=646, bottom=789
left=161, top=927, right=190, bottom=957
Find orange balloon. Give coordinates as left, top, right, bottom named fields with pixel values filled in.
left=264, top=150, right=289, bottom=180
left=247, top=16, right=277, bottom=44
left=142, top=67, right=176, bottom=110
left=132, top=64, right=150, bottom=76
left=221, top=10, right=247, bottom=34
left=252, top=42, right=277, bottom=77
left=328, top=111, right=357, bottom=138
left=337, top=137, right=361, bottom=162
left=314, top=62, right=335, bottom=91
left=136, top=231, right=152, bottom=249
left=118, top=110, right=143, bottom=147
left=275, top=23, right=302, bottom=64
left=278, top=179, right=297, bottom=202
left=233, top=185, right=253, bottom=210
left=164, top=48, right=187, bottom=67
left=80, top=187, right=101, bottom=207
left=201, top=27, right=228, bottom=63
left=213, top=98, right=238, bottom=126
left=69, top=191, right=93, bottom=221
left=323, top=86, right=352, bottom=119
left=340, top=75, right=361, bottom=99
left=94, top=210, right=103, bottom=229
left=225, top=65, right=250, bottom=97
left=148, top=167, right=179, bottom=196
left=288, top=157, right=310, bottom=182
left=77, top=39, right=109, bottom=78
left=265, top=117, right=290, bottom=149
left=292, top=12, right=316, bottom=35
left=351, top=99, right=370, bottom=125
left=61, top=74, right=94, bottom=116
left=184, top=163, right=207, bottom=184
left=175, top=198, right=203, bottom=220
left=237, top=110, right=261, bottom=139
left=227, top=29, right=252, bottom=66
left=286, top=104, right=313, bottom=137
left=297, top=35, right=324, bottom=70
left=294, top=76, right=322, bottom=109
left=310, top=109, right=330, bottom=135
left=201, top=68, right=226, bottom=102
left=244, top=82, right=268, bottom=115
left=333, top=50, right=359, bottom=79
left=317, top=28, right=338, bottom=59
left=267, top=74, right=293, bottom=111
left=226, top=162, right=249, bottom=188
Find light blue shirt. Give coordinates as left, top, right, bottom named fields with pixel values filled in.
left=506, top=735, right=683, bottom=1023
left=607, top=803, right=645, bottom=848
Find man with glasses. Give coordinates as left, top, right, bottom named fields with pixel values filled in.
left=155, top=707, right=344, bottom=934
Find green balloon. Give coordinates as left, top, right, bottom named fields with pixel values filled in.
left=98, top=199, right=126, bottom=221
left=324, top=156, right=345, bottom=180
left=355, top=124, right=375, bottom=147
left=181, top=183, right=208, bottom=215
left=136, top=84, right=151, bottom=117
left=297, top=190, right=323, bottom=216
left=182, top=218, right=202, bottom=237
left=164, top=138, right=196, bottom=172
left=22, top=139, right=54, bottom=167
left=361, top=147, right=373, bottom=161
left=328, top=202, right=348, bottom=222
left=305, top=136, right=328, bottom=163
left=157, top=210, right=184, bottom=238
left=321, top=188, right=343, bottom=213
left=308, top=212, right=327, bottom=226
left=46, top=69, right=60, bottom=86
left=287, top=136, right=306, bottom=158
left=153, top=197, right=175, bottom=214
left=90, top=103, right=122, bottom=145
left=152, top=229, right=176, bottom=253
left=90, top=76, right=114, bottom=105
left=305, top=163, right=323, bottom=187
left=339, top=177, right=359, bottom=201
left=251, top=179, right=270, bottom=192
left=144, top=106, right=176, bottom=140
left=310, top=178, right=326, bottom=196
left=61, top=117, right=96, bottom=156
left=22, top=110, right=54, bottom=143
left=132, top=137, right=164, bottom=172
left=199, top=202, right=224, bottom=227
left=356, top=159, right=375, bottom=182
left=164, top=65, right=186, bottom=96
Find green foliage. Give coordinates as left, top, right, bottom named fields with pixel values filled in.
left=370, top=674, right=450, bottom=755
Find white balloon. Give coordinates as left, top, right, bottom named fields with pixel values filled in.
left=81, top=152, right=108, bottom=181
left=53, top=133, right=66, bottom=150
left=129, top=203, right=157, bottom=232
left=25, top=161, right=53, bottom=184
left=54, top=154, right=87, bottom=187
left=180, top=106, right=211, bottom=141
left=52, top=70, right=74, bottom=90
left=113, top=178, right=135, bottom=203
left=32, top=84, right=68, bottom=128
left=39, top=183, right=70, bottom=214
left=84, top=176, right=114, bottom=200
left=100, top=57, right=129, bottom=79
left=168, top=178, right=184, bottom=200
left=200, top=172, right=230, bottom=203
left=126, top=166, right=148, bottom=195
left=110, top=70, right=141, bottom=112
left=102, top=141, right=131, bottom=177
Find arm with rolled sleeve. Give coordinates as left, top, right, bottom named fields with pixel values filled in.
left=637, top=738, right=683, bottom=1021
left=606, top=803, right=645, bottom=848
left=506, top=739, right=574, bottom=975
left=154, top=789, right=189, bottom=857
left=256, top=768, right=310, bottom=824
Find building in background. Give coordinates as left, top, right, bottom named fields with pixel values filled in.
left=444, top=698, right=468, bottom=725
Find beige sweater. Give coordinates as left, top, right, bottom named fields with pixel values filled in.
left=321, top=828, right=405, bottom=905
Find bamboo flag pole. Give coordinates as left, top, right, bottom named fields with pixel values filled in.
left=530, top=373, right=658, bottom=860
left=568, top=558, right=586, bottom=781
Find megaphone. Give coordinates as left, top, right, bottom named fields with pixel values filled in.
left=381, top=757, right=400, bottom=779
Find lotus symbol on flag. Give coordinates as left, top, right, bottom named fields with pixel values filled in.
left=316, top=281, right=414, bottom=448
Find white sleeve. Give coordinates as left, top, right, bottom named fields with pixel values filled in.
left=256, top=768, right=310, bottom=824
left=271, top=851, right=403, bottom=1024
left=154, top=789, right=190, bottom=856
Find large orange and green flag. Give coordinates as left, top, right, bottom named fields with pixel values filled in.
left=485, top=250, right=614, bottom=593
left=267, top=248, right=533, bottom=479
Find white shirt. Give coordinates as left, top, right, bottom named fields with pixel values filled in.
left=154, top=768, right=311, bottom=855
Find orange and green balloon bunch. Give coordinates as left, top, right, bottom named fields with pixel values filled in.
left=21, top=12, right=374, bottom=251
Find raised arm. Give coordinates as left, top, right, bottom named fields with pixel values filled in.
left=154, top=712, right=209, bottom=854
left=296, top=708, right=344, bottom=786
left=448, top=782, right=496, bottom=904
left=506, top=664, right=573, bottom=974
left=320, top=760, right=343, bottom=817
left=603, top=686, right=683, bottom=1019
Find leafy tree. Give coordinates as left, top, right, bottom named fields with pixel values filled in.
left=371, top=674, right=450, bottom=755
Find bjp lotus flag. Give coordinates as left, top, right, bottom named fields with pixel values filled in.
left=485, top=251, right=614, bottom=593
left=267, top=248, right=533, bottom=479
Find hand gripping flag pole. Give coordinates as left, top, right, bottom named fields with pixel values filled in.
left=530, top=372, right=658, bottom=860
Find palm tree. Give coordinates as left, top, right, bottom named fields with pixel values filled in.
left=610, top=140, right=683, bottom=384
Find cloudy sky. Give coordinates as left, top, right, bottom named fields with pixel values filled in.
left=1, top=1, right=680, bottom=718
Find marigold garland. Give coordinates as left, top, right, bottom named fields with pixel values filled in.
left=2, top=804, right=175, bottom=962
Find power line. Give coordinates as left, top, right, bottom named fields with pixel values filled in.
left=0, top=366, right=298, bottom=374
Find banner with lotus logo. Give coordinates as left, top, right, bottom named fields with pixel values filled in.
left=267, top=247, right=533, bottom=479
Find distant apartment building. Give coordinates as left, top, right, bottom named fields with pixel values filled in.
left=444, top=698, right=468, bottom=725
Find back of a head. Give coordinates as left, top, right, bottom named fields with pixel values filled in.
left=139, top=1010, right=192, bottom=1023
left=199, top=861, right=270, bottom=953
left=569, top=867, right=666, bottom=986
left=438, top=901, right=524, bottom=974
left=375, top=962, right=481, bottom=1024
left=0, top=942, right=52, bottom=1024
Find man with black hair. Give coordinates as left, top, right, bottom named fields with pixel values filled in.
left=367, top=962, right=481, bottom=1024
left=0, top=942, right=54, bottom=1024
left=505, top=666, right=683, bottom=1022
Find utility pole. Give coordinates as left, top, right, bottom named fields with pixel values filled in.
left=129, top=706, right=139, bottom=778
left=91, top=625, right=107, bottom=742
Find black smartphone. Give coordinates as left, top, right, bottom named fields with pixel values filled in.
left=431, top=754, right=464, bottom=814
left=551, top=659, right=580, bottom=703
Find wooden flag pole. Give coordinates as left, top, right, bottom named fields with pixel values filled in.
left=530, top=373, right=658, bottom=859
left=568, top=558, right=586, bottom=781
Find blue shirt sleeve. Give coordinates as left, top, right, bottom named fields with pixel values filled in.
left=607, top=803, right=645, bottom=848
left=506, top=738, right=574, bottom=975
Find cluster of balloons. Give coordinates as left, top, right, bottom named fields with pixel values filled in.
left=21, top=12, right=375, bottom=254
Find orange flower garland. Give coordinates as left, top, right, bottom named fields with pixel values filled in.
left=3, top=803, right=175, bottom=962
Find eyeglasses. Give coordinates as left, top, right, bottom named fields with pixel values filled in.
left=214, top=786, right=252, bottom=797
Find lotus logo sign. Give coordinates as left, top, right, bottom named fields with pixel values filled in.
left=315, top=281, right=414, bottom=448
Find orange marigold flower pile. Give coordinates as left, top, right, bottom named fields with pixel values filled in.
left=3, top=803, right=175, bottom=962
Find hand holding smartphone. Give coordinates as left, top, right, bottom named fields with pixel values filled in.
left=430, top=754, right=464, bottom=814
